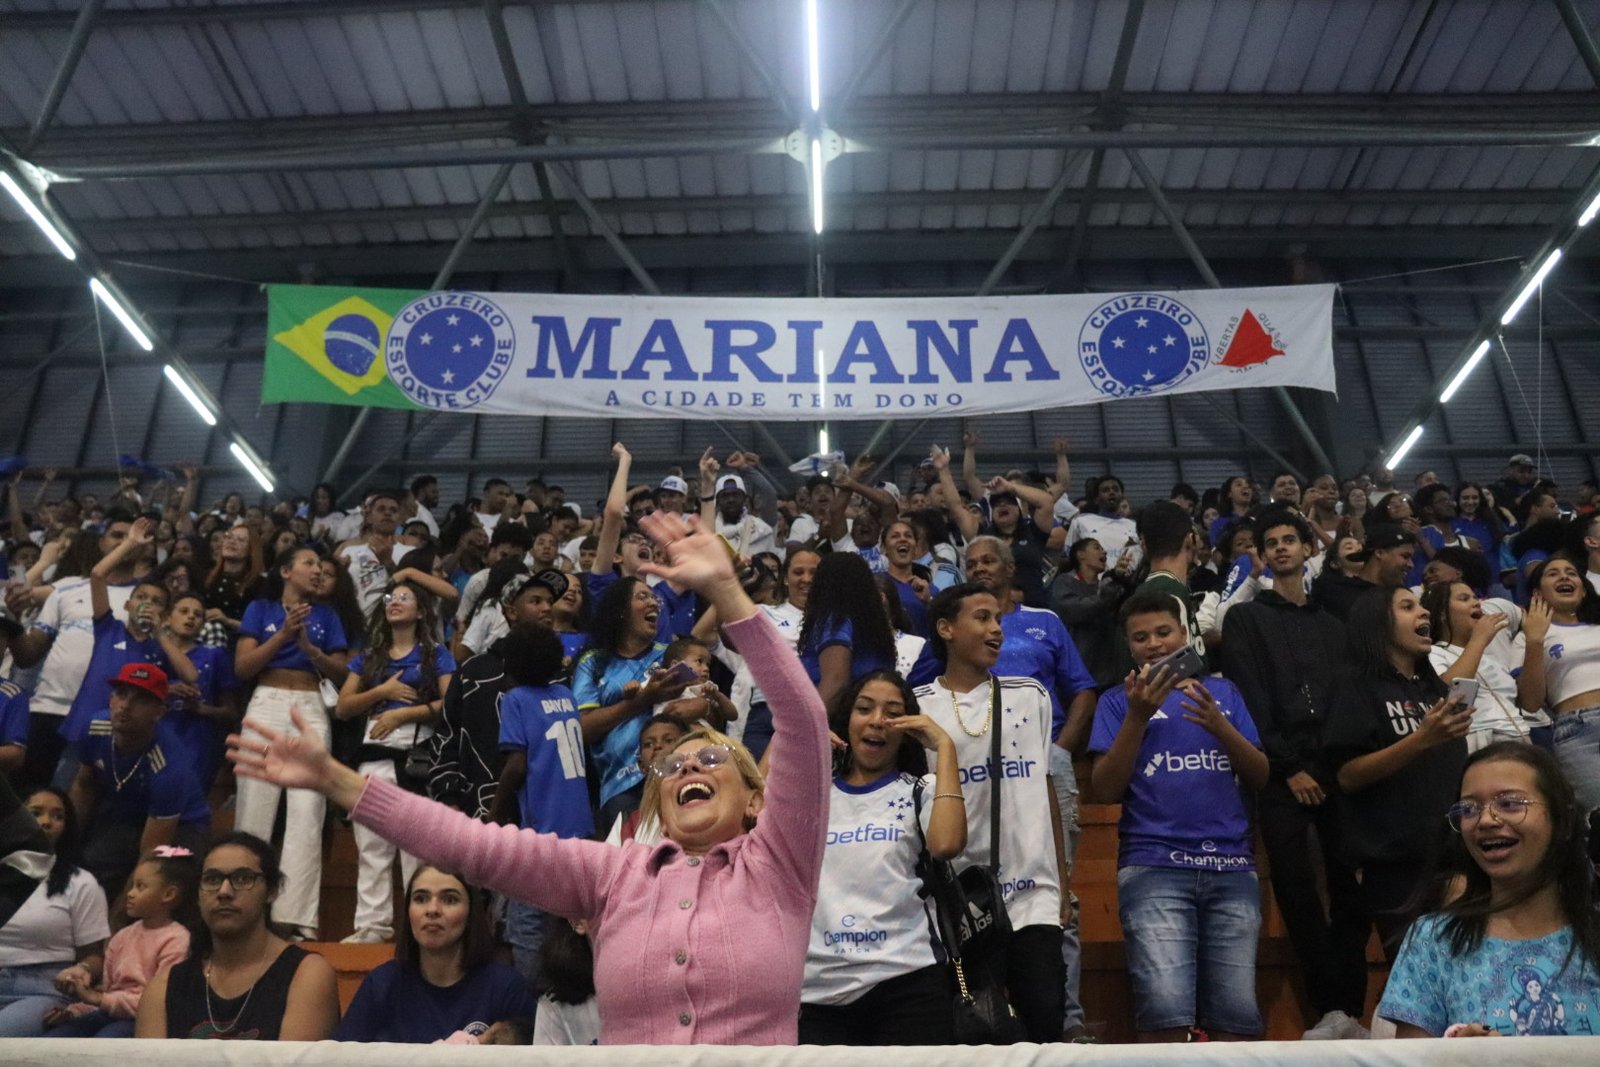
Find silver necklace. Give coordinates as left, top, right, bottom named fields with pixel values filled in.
left=204, top=960, right=264, bottom=1035
left=110, top=748, right=145, bottom=791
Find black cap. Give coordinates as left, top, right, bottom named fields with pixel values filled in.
left=1350, top=523, right=1414, bottom=563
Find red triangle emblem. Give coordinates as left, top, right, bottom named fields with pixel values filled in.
left=1219, top=310, right=1285, bottom=368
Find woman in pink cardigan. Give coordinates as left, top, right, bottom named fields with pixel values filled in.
left=230, top=512, right=829, bottom=1045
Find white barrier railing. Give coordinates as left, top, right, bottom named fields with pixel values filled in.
left=4, top=1037, right=1598, bottom=1066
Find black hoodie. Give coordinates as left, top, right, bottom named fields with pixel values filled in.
left=1219, top=589, right=1347, bottom=786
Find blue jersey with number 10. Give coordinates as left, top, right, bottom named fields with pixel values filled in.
left=499, top=682, right=595, bottom=840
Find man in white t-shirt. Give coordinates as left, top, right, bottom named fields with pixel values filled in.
left=475, top=478, right=513, bottom=533
left=337, top=490, right=408, bottom=616
left=785, top=475, right=834, bottom=552
left=711, top=475, right=776, bottom=558
left=915, top=582, right=1067, bottom=1043
left=7, top=512, right=148, bottom=788
left=404, top=475, right=441, bottom=538
left=1065, top=475, right=1142, bottom=573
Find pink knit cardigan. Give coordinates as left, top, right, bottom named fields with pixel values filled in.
left=350, top=610, right=829, bottom=1044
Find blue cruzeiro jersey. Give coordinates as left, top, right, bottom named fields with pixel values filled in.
left=1089, top=675, right=1261, bottom=872
left=499, top=682, right=595, bottom=840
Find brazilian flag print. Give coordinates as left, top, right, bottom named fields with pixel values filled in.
left=263, top=285, right=427, bottom=409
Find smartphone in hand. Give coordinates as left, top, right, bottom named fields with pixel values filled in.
left=1448, top=677, right=1480, bottom=709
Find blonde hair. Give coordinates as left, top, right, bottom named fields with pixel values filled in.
left=639, top=725, right=766, bottom=833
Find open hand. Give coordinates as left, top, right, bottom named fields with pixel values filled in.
left=1524, top=594, right=1553, bottom=643
left=885, top=713, right=954, bottom=754
left=1177, top=680, right=1229, bottom=737
left=368, top=709, right=409, bottom=741
left=382, top=676, right=419, bottom=704
left=636, top=513, right=737, bottom=595
left=1469, top=610, right=1510, bottom=646
left=228, top=703, right=338, bottom=793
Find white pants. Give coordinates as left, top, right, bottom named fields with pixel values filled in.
left=352, top=758, right=421, bottom=938
left=234, top=685, right=329, bottom=937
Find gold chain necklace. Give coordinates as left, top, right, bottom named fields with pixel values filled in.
left=948, top=678, right=993, bottom=737
left=110, top=748, right=146, bottom=792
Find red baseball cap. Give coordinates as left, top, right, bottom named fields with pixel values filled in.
left=107, top=662, right=169, bottom=702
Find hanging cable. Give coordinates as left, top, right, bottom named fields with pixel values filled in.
left=89, top=291, right=127, bottom=490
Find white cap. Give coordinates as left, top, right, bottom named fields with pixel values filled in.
left=716, top=474, right=747, bottom=495
left=878, top=481, right=902, bottom=500
left=659, top=475, right=689, bottom=495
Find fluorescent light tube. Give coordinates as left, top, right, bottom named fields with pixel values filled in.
left=1385, top=425, right=1424, bottom=471
left=806, top=0, right=821, bottom=112
left=1500, top=249, right=1561, bottom=325
left=163, top=364, right=217, bottom=426
left=89, top=277, right=153, bottom=351
left=811, top=138, right=825, bottom=234
left=0, top=172, right=75, bottom=260
left=1438, top=340, right=1491, bottom=404
left=1579, top=188, right=1600, bottom=227
left=230, top=442, right=275, bottom=493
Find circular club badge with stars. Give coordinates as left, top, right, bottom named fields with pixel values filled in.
left=385, top=293, right=516, bottom=410
left=1077, top=294, right=1211, bottom=398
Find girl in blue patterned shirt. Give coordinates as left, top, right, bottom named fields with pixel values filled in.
left=1379, top=742, right=1600, bottom=1038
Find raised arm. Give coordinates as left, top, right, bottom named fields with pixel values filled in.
left=929, top=446, right=979, bottom=541
left=91, top=516, right=154, bottom=620
left=637, top=512, right=828, bottom=881
left=230, top=703, right=621, bottom=920
left=960, top=429, right=985, bottom=503
left=591, top=443, right=633, bottom=576
left=696, top=447, right=719, bottom=526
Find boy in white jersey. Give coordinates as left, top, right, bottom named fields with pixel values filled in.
left=914, top=582, right=1068, bottom=1042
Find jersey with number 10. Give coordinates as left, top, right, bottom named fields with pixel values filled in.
left=498, top=682, right=596, bottom=839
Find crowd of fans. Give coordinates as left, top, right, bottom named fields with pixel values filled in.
left=2, top=437, right=1599, bottom=1045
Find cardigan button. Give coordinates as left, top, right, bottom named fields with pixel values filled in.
left=679, top=1012, right=692, bottom=1026
left=686, top=856, right=701, bottom=867
left=675, top=950, right=687, bottom=965
left=679, top=898, right=693, bottom=909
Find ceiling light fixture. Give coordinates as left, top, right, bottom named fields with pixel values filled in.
left=0, top=172, right=75, bottom=260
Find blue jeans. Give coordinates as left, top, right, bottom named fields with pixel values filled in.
left=1048, top=744, right=1084, bottom=1030
left=742, top=702, right=775, bottom=763
left=1116, top=865, right=1263, bottom=1036
left=505, top=898, right=547, bottom=996
left=0, top=961, right=71, bottom=1037
left=1553, top=707, right=1600, bottom=814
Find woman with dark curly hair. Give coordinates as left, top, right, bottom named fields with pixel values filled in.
left=798, top=553, right=898, bottom=708
left=573, top=576, right=692, bottom=833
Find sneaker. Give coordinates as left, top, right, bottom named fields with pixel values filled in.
left=340, top=927, right=388, bottom=944
left=1303, top=1010, right=1366, bottom=1040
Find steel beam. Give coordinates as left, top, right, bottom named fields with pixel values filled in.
left=46, top=122, right=1600, bottom=182
left=0, top=0, right=618, bottom=29
left=1554, top=0, right=1600, bottom=86
left=321, top=161, right=517, bottom=488
left=548, top=163, right=662, bottom=295
left=703, top=0, right=800, bottom=128
left=18, top=185, right=1577, bottom=248
left=16, top=93, right=1600, bottom=160
left=1, top=226, right=1572, bottom=291
left=977, top=151, right=1088, bottom=296
left=834, top=0, right=924, bottom=112
left=24, top=0, right=104, bottom=154
left=1123, top=147, right=1337, bottom=478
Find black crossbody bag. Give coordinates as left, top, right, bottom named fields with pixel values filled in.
left=911, top=677, right=1025, bottom=1044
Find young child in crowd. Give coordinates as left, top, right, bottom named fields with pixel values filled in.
left=603, top=713, right=688, bottom=847
left=648, top=636, right=736, bottom=729
left=489, top=624, right=594, bottom=989
left=43, top=846, right=197, bottom=1038
left=1089, top=588, right=1269, bottom=1042
left=161, top=591, right=239, bottom=794
left=532, top=916, right=599, bottom=1047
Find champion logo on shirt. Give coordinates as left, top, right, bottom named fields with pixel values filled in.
left=1549, top=644, right=1565, bottom=661
left=113, top=641, right=126, bottom=650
